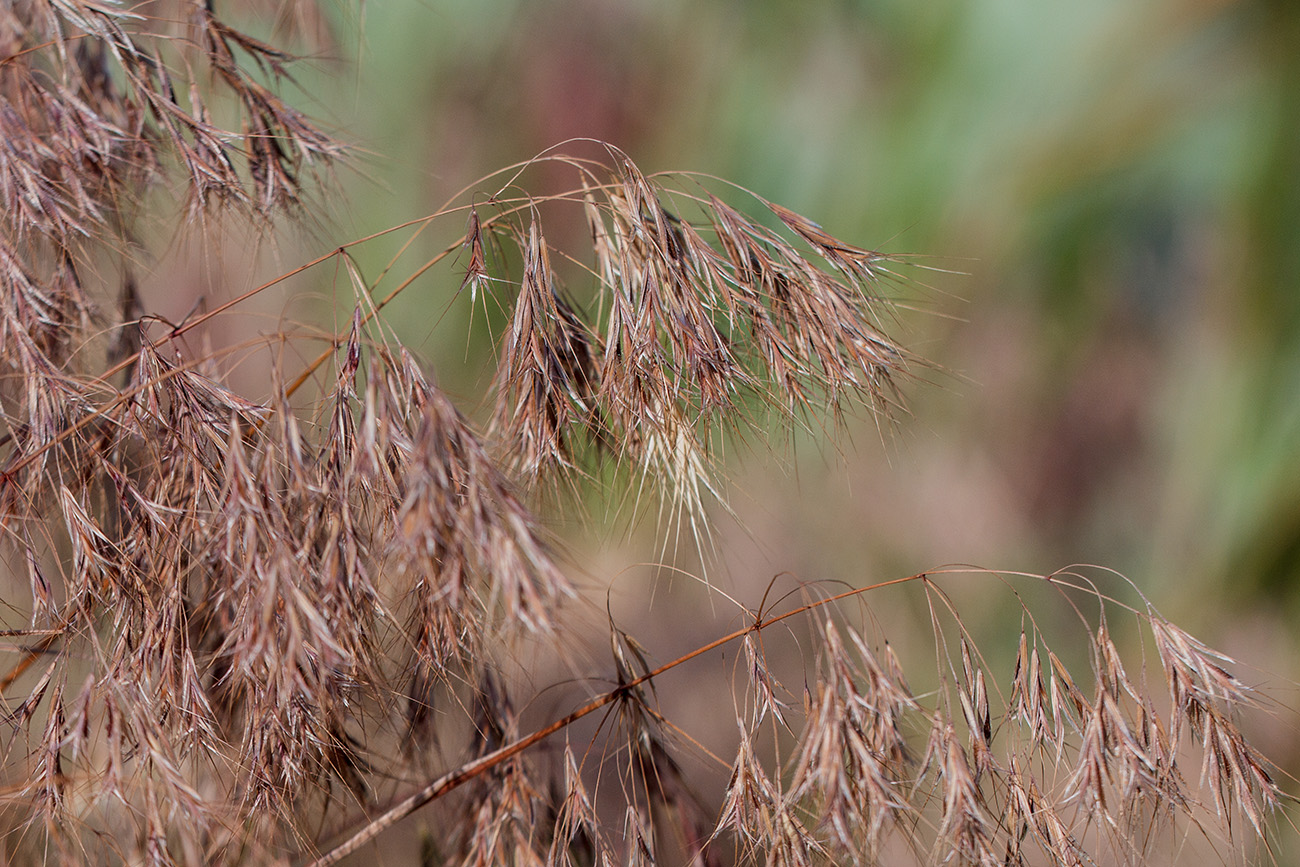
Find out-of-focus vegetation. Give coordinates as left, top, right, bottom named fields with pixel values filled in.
left=316, top=0, right=1300, bottom=647
left=5, top=0, right=1297, bottom=862
left=317, top=0, right=1300, bottom=782
left=57, top=0, right=1293, bottom=856
left=110, top=0, right=1300, bottom=855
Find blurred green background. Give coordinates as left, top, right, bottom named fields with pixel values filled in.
left=162, top=0, right=1300, bottom=858
left=282, top=0, right=1300, bottom=768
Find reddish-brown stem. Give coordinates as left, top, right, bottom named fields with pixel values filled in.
left=282, top=245, right=456, bottom=399
left=301, top=572, right=927, bottom=866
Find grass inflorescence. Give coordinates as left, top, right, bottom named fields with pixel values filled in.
left=0, top=4, right=1284, bottom=866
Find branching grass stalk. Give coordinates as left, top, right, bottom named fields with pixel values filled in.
left=0, top=5, right=1288, bottom=866
left=305, top=572, right=930, bottom=865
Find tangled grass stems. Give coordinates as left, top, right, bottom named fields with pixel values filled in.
left=300, top=567, right=1281, bottom=866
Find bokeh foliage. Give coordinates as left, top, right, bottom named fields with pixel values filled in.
left=325, top=0, right=1300, bottom=631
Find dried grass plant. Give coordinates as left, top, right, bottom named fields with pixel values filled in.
left=0, top=3, right=1286, bottom=866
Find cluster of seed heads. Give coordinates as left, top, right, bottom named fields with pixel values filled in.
left=0, top=3, right=1281, bottom=866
